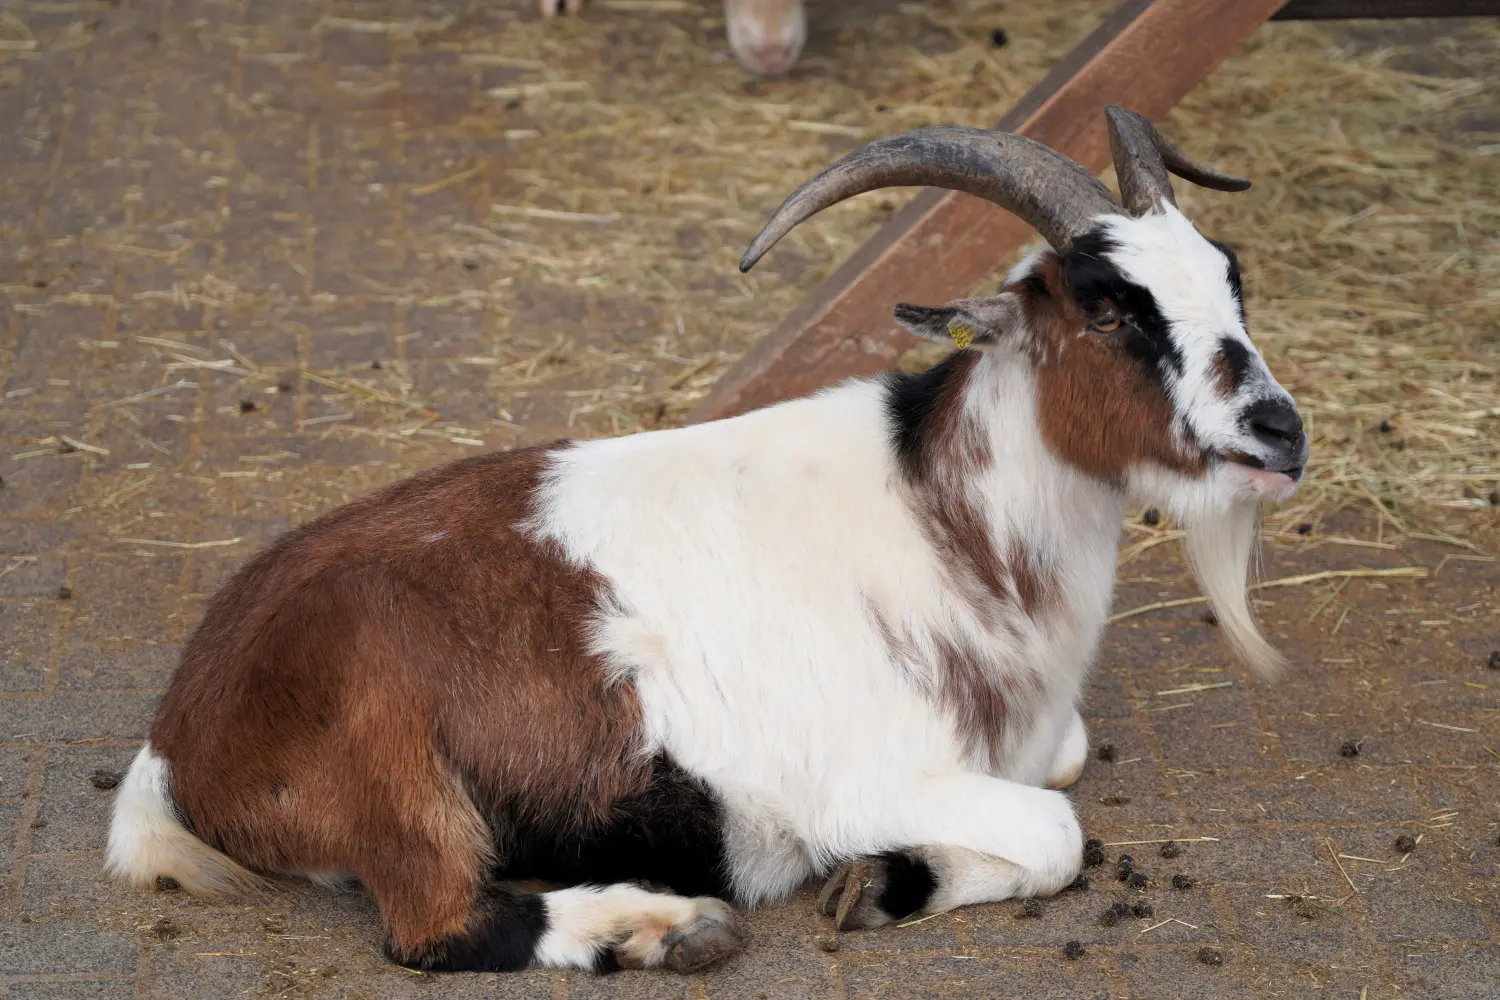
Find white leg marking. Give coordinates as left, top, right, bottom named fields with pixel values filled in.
left=883, top=773, right=1082, bottom=899
left=533, top=885, right=741, bottom=971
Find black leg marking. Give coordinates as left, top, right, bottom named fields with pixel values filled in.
left=875, top=849, right=937, bottom=921
left=389, top=883, right=547, bottom=972
left=485, top=754, right=732, bottom=900
left=818, top=849, right=938, bottom=930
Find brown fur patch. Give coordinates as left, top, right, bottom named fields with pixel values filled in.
left=1210, top=350, right=1239, bottom=399
left=880, top=350, right=1059, bottom=765
left=1020, top=256, right=1206, bottom=486
left=150, top=443, right=649, bottom=951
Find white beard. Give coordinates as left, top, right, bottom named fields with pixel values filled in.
left=1184, top=500, right=1282, bottom=678
left=1132, top=463, right=1289, bottom=679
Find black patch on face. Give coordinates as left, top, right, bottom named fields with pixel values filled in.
left=875, top=849, right=938, bottom=920
left=390, top=882, right=547, bottom=972
left=881, top=351, right=971, bottom=481
left=1207, top=239, right=1245, bottom=323
left=1061, top=231, right=1183, bottom=378
left=1217, top=337, right=1253, bottom=393
left=487, top=754, right=732, bottom=901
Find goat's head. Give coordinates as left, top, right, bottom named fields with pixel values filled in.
left=741, top=108, right=1306, bottom=676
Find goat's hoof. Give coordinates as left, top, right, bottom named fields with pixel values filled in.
left=816, top=858, right=892, bottom=931
left=661, top=915, right=744, bottom=973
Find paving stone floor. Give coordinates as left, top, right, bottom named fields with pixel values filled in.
left=2, top=2, right=1498, bottom=998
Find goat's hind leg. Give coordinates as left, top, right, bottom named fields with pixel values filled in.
left=383, top=873, right=742, bottom=974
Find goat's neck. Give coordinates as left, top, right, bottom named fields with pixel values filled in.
left=955, top=350, right=1127, bottom=622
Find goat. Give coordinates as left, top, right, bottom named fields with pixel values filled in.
left=106, top=107, right=1307, bottom=974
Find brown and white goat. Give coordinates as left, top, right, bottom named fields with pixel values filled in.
left=107, top=107, right=1307, bottom=974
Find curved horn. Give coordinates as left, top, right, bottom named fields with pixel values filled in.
left=1105, top=106, right=1252, bottom=216
left=739, top=126, right=1120, bottom=273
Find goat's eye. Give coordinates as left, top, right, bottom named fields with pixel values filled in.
left=1092, top=306, right=1122, bottom=333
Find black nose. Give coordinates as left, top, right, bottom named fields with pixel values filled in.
left=1244, top=398, right=1306, bottom=469
left=1246, top=399, right=1303, bottom=444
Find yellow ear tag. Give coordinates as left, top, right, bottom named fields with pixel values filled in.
left=948, top=321, right=976, bottom=350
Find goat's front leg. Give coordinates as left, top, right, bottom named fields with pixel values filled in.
left=817, top=774, right=1081, bottom=930
left=1045, top=709, right=1089, bottom=790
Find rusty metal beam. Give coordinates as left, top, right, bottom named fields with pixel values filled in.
left=687, top=0, right=1288, bottom=425
left=1273, top=0, right=1500, bottom=18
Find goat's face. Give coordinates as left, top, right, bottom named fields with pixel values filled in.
left=895, top=205, right=1306, bottom=511
left=1059, top=206, right=1306, bottom=505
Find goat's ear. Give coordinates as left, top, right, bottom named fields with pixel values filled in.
left=893, top=293, right=1021, bottom=350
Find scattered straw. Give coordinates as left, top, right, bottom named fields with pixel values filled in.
left=1325, top=838, right=1360, bottom=895
left=1419, top=721, right=1479, bottom=733
left=116, top=538, right=244, bottom=550
left=1110, top=567, right=1430, bottom=623
left=1156, top=681, right=1233, bottom=697
left=58, top=436, right=108, bottom=456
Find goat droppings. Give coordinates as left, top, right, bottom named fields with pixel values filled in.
left=1142, top=507, right=1160, bottom=526
left=1486, top=650, right=1500, bottom=671
left=1015, top=899, right=1043, bottom=919
left=155, top=876, right=180, bottom=892
left=88, top=769, right=122, bottom=790
left=1171, top=874, right=1195, bottom=890
left=1394, top=834, right=1417, bottom=854
left=1067, top=874, right=1090, bottom=892
left=1131, top=902, right=1154, bottom=919
left=1096, top=742, right=1118, bottom=762
left=1287, top=895, right=1318, bottom=920
left=1098, top=908, right=1121, bottom=928
left=1339, top=739, right=1362, bottom=758
left=1128, top=872, right=1149, bottom=890
left=989, top=27, right=1008, bottom=48
left=1197, top=946, right=1224, bottom=966
left=1063, top=940, right=1085, bottom=960
left=239, top=399, right=256, bottom=413
left=56, top=586, right=72, bottom=600
left=1159, top=841, right=1181, bottom=859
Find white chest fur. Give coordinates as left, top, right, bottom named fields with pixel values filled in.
left=531, top=371, right=1122, bottom=903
